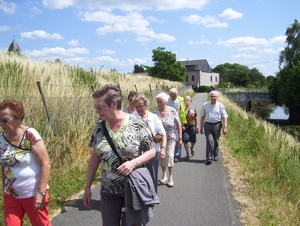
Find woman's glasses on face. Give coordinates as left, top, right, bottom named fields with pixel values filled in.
left=93, top=104, right=107, bottom=111
left=0, top=118, right=14, bottom=124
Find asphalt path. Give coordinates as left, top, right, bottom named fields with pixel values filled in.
left=51, top=93, right=241, bottom=226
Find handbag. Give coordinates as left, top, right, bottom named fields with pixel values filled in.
left=142, top=119, right=163, bottom=143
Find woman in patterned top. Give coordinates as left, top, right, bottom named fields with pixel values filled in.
left=0, top=99, right=52, bottom=226
left=82, top=84, right=156, bottom=226
left=153, top=92, right=182, bottom=187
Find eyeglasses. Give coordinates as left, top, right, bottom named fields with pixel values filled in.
left=134, top=105, right=145, bottom=109
left=0, top=118, right=14, bottom=124
left=129, top=99, right=133, bottom=102
left=93, top=104, right=107, bottom=111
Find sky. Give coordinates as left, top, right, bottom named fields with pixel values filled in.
left=1, top=0, right=299, bottom=77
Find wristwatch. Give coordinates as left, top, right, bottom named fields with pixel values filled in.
left=224, top=125, right=227, bottom=128
left=37, top=191, right=46, bottom=196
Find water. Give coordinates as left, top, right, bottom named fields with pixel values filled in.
left=268, top=105, right=289, bottom=120
left=252, top=104, right=289, bottom=120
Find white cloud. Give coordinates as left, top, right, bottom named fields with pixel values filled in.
left=96, top=49, right=116, bottom=55
left=26, top=47, right=89, bottom=57
left=231, top=54, right=260, bottom=59
left=219, top=8, right=243, bottom=19
left=82, top=11, right=175, bottom=42
left=21, top=30, right=64, bottom=39
left=269, top=35, right=286, bottom=44
left=217, top=36, right=271, bottom=47
left=181, top=15, right=228, bottom=28
left=237, top=47, right=257, bottom=51
left=68, top=39, right=80, bottom=46
left=262, top=48, right=277, bottom=54
left=115, top=39, right=127, bottom=42
left=43, top=0, right=209, bottom=11
left=28, top=7, right=43, bottom=18
left=0, top=25, right=11, bottom=31
left=62, top=55, right=146, bottom=69
left=189, top=40, right=212, bottom=45
left=0, top=0, right=16, bottom=14
left=147, top=16, right=166, bottom=23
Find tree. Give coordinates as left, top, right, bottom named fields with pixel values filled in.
left=133, top=64, right=145, bottom=73
left=213, top=63, right=266, bottom=87
left=145, top=47, right=186, bottom=82
left=269, top=19, right=300, bottom=124
left=279, top=19, right=300, bottom=69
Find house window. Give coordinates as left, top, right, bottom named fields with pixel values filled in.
left=210, top=76, right=212, bottom=82
left=192, top=75, right=194, bottom=81
left=188, top=65, right=195, bottom=70
left=215, top=77, right=217, bottom=82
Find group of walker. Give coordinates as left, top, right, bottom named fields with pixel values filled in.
left=0, top=84, right=227, bottom=226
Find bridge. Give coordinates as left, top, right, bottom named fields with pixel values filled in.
left=223, top=92, right=270, bottom=102
left=219, top=88, right=270, bottom=102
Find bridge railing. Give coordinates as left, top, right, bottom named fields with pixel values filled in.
left=219, top=88, right=269, bottom=93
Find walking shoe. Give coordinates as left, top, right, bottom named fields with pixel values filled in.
left=174, top=157, right=179, bottom=163
left=205, top=159, right=212, bottom=165
left=167, top=177, right=174, bottom=187
left=190, top=146, right=195, bottom=156
left=213, top=156, right=218, bottom=161
left=159, top=174, right=168, bottom=184
left=184, top=156, right=190, bottom=160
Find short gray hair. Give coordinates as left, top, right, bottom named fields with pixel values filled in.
left=155, top=92, right=168, bottom=103
left=209, top=90, right=219, bottom=97
left=169, top=88, right=178, bottom=94
left=132, top=94, right=149, bottom=106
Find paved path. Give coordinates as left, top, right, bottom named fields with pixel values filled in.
left=51, top=93, right=241, bottom=226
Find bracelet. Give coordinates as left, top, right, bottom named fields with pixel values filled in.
left=161, top=146, right=166, bottom=150
left=178, top=138, right=182, bottom=140
left=135, top=158, right=140, bottom=166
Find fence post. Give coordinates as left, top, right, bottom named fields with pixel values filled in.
left=36, top=82, right=56, bottom=136
left=134, top=85, right=138, bottom=93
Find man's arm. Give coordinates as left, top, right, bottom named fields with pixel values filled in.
left=199, top=115, right=205, bottom=134
left=222, top=117, right=228, bottom=135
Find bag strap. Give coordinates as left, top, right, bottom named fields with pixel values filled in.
left=101, top=120, right=124, bottom=163
left=142, top=119, right=155, bottom=137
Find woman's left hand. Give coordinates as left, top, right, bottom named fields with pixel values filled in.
left=34, top=193, right=45, bottom=211
left=117, top=160, right=135, bottom=176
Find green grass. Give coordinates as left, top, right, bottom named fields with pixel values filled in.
left=218, top=93, right=300, bottom=225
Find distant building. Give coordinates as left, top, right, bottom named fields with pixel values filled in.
left=8, top=38, right=21, bottom=53
left=179, top=59, right=219, bottom=87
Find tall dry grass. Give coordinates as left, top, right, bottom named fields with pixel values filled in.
left=0, top=52, right=186, bottom=224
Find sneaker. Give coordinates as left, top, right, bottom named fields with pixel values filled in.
left=184, top=156, right=190, bottom=160
left=160, top=174, right=168, bottom=184
left=174, top=157, right=179, bottom=163
left=167, top=177, right=174, bottom=187
left=190, top=146, right=195, bottom=156
left=213, top=156, right=218, bottom=161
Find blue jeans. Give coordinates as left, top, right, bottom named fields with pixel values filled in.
left=174, top=142, right=181, bottom=158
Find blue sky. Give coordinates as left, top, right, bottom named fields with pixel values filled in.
left=1, top=0, right=299, bottom=76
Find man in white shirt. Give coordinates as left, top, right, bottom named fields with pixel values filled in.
left=199, top=91, right=228, bottom=165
